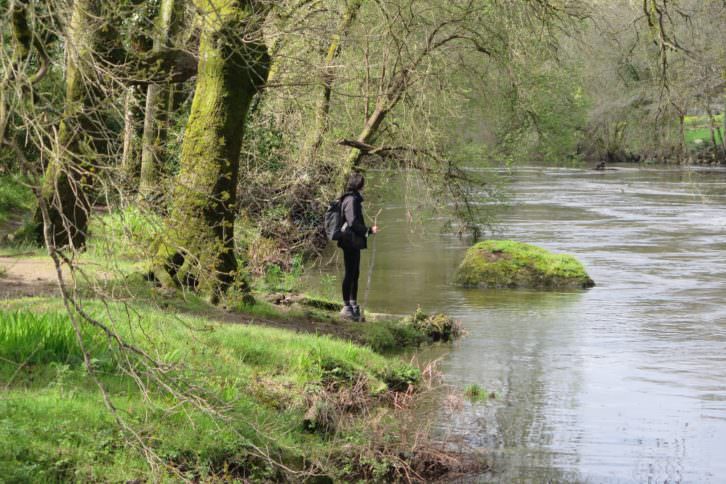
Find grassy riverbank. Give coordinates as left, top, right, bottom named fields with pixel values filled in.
left=0, top=179, right=476, bottom=480
left=0, top=296, right=467, bottom=481
left=0, top=203, right=468, bottom=480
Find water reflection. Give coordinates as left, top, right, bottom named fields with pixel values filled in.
left=309, top=166, right=726, bottom=482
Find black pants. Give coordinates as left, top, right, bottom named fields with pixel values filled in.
left=342, top=248, right=361, bottom=304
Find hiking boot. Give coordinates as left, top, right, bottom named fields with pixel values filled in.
left=340, top=305, right=356, bottom=321
left=352, top=304, right=362, bottom=321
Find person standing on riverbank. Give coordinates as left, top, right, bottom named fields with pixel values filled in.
left=338, top=173, right=378, bottom=321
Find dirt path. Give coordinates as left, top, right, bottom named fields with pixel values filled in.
left=0, top=253, right=398, bottom=345
left=0, top=255, right=63, bottom=299
left=193, top=305, right=373, bottom=344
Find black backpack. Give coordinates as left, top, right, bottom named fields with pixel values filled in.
left=324, top=195, right=348, bottom=241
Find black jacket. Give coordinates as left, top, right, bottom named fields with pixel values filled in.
left=337, top=191, right=371, bottom=250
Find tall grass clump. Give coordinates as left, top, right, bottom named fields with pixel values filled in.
left=0, top=310, right=109, bottom=367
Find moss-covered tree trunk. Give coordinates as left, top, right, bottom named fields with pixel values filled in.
left=1, top=0, right=30, bottom=145
left=159, top=0, right=269, bottom=300
left=37, top=0, right=107, bottom=249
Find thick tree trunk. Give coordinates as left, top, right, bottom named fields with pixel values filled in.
left=138, top=0, right=182, bottom=202
left=159, top=0, right=269, bottom=300
left=37, top=0, right=106, bottom=249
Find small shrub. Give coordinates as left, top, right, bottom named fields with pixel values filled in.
left=377, top=364, right=421, bottom=392
left=262, top=255, right=304, bottom=292
left=320, top=356, right=360, bottom=385
left=401, top=307, right=462, bottom=342
left=463, top=384, right=486, bottom=402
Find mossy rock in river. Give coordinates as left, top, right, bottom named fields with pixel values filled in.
left=454, top=240, right=595, bottom=289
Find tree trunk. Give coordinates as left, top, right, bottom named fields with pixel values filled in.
left=345, top=101, right=388, bottom=169
left=138, top=0, right=182, bottom=202
left=138, top=83, right=169, bottom=200
left=716, top=127, right=725, bottom=158
left=707, top=105, right=719, bottom=157
left=677, top=115, right=684, bottom=161
left=121, top=86, right=142, bottom=179
left=158, top=0, right=269, bottom=300
left=36, top=0, right=107, bottom=249
left=345, top=68, right=412, bottom=170
left=299, top=1, right=361, bottom=166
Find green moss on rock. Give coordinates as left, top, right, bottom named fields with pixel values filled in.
left=454, top=240, right=595, bottom=289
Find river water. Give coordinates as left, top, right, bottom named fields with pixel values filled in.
left=309, top=165, right=726, bottom=482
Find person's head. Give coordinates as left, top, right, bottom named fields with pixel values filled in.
left=346, top=172, right=365, bottom=192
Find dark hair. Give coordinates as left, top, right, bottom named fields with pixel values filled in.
left=346, top=172, right=365, bottom=192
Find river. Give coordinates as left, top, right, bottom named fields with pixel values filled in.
left=308, top=165, right=726, bottom=482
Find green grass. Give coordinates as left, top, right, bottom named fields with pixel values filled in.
left=0, top=301, right=424, bottom=481
left=455, top=240, right=594, bottom=289
left=0, top=174, right=34, bottom=224
left=0, top=311, right=111, bottom=368
left=684, top=114, right=724, bottom=149
left=685, top=127, right=715, bottom=145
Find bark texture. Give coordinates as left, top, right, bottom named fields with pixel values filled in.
left=37, top=0, right=107, bottom=249
left=121, top=86, right=142, bottom=178
left=160, top=0, right=269, bottom=299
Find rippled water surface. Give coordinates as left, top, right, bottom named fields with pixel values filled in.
left=311, top=165, right=726, bottom=482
